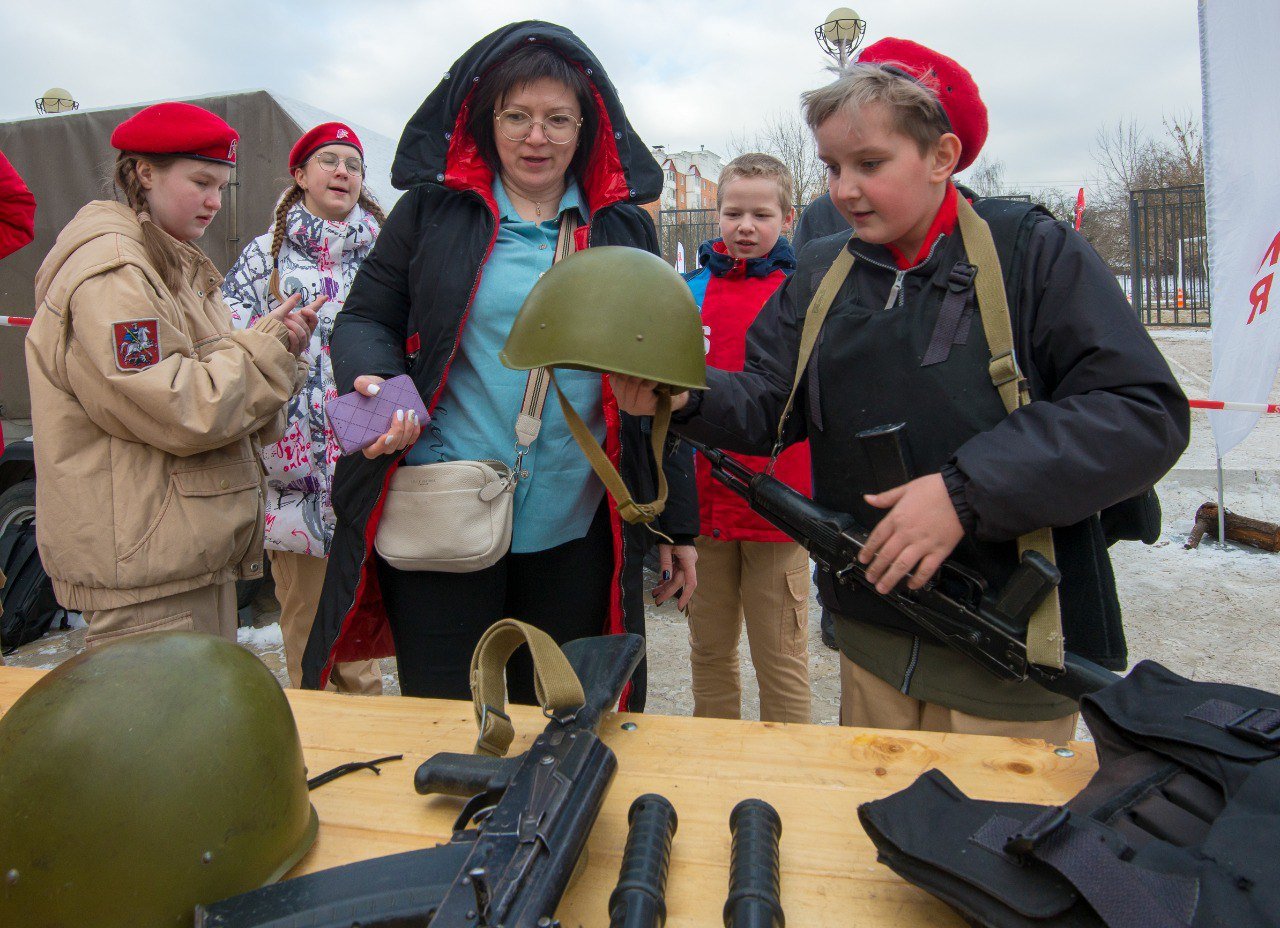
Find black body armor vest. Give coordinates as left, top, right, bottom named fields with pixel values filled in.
left=858, top=660, right=1280, bottom=927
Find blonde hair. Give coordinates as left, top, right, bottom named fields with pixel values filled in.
left=111, top=152, right=188, bottom=295
left=718, top=153, right=795, bottom=213
left=801, top=63, right=951, bottom=157
left=266, top=176, right=387, bottom=303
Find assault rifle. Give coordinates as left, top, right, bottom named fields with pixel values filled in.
left=684, top=430, right=1119, bottom=702
left=196, top=632, right=646, bottom=928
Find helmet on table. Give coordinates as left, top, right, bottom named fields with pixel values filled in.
left=0, top=631, right=319, bottom=928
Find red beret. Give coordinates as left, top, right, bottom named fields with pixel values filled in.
left=289, top=123, right=363, bottom=170
left=858, top=38, right=988, bottom=173
left=110, top=102, right=239, bottom=165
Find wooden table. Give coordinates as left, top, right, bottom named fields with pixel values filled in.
left=0, top=666, right=1096, bottom=926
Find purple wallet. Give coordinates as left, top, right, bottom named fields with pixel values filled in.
left=326, top=374, right=430, bottom=456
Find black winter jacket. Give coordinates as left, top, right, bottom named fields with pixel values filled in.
left=302, top=22, right=697, bottom=708
left=675, top=195, right=1190, bottom=715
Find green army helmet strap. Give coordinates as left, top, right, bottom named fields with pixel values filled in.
left=0, top=630, right=318, bottom=928
left=555, top=371, right=674, bottom=527
left=501, top=245, right=707, bottom=530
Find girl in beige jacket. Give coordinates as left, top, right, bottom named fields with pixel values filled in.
left=26, top=102, right=322, bottom=645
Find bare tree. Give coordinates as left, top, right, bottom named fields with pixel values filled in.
left=728, top=110, right=827, bottom=208
left=1092, top=119, right=1151, bottom=203
left=1163, top=112, right=1203, bottom=179
left=1085, top=115, right=1205, bottom=273
left=960, top=155, right=1009, bottom=198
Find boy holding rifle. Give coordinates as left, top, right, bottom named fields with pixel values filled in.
left=614, top=39, right=1188, bottom=739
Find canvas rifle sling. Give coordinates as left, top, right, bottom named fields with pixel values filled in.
left=956, top=194, right=1064, bottom=671
left=772, top=241, right=856, bottom=464
left=470, top=619, right=586, bottom=758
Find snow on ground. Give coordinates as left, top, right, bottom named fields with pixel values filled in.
left=236, top=621, right=284, bottom=650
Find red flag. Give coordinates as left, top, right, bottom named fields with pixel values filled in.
left=1073, top=186, right=1086, bottom=231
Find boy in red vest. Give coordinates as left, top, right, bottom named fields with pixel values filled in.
left=682, top=153, right=813, bottom=723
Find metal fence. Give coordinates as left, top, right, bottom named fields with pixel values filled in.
left=1128, top=184, right=1210, bottom=327
left=655, top=206, right=817, bottom=269
left=655, top=209, right=720, bottom=270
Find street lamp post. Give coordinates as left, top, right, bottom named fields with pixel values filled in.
left=815, top=8, right=867, bottom=67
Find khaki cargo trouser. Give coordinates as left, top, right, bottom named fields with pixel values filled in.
left=269, top=550, right=382, bottom=695
left=839, top=653, right=1079, bottom=742
left=687, top=537, right=811, bottom=724
left=83, top=580, right=239, bottom=648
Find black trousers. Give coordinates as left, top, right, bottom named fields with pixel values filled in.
left=378, top=502, right=614, bottom=702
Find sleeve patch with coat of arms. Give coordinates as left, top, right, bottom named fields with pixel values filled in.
left=112, top=319, right=161, bottom=371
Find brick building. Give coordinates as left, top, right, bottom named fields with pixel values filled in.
left=641, top=145, right=726, bottom=222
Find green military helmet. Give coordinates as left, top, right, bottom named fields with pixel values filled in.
left=501, top=246, right=707, bottom=390
left=500, top=246, right=707, bottom=527
left=0, top=631, right=318, bottom=928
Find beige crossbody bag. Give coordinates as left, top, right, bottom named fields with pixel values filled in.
left=374, top=215, right=578, bottom=573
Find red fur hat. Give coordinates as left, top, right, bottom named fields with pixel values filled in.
left=111, top=102, right=239, bottom=165
left=289, top=123, right=363, bottom=171
left=858, top=38, right=988, bottom=172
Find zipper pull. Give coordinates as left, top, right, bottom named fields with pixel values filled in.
left=884, top=270, right=905, bottom=310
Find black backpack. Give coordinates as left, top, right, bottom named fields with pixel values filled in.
left=0, top=521, right=64, bottom=654
left=972, top=195, right=1163, bottom=546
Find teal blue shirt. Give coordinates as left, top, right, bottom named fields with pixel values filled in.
left=407, top=178, right=606, bottom=553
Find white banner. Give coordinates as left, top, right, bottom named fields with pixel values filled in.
left=676, top=241, right=686, bottom=274
left=1201, top=0, right=1280, bottom=457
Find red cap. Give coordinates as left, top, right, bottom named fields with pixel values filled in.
left=858, top=38, right=988, bottom=173
left=110, top=102, right=239, bottom=165
left=289, top=122, right=363, bottom=170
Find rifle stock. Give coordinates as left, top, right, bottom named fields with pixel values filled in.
left=196, top=633, right=646, bottom=928
left=684, top=437, right=1119, bottom=702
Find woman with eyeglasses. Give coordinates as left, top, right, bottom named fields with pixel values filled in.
left=223, top=122, right=386, bottom=694
left=301, top=22, right=699, bottom=708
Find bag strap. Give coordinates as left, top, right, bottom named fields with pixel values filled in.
left=956, top=195, right=1064, bottom=670
left=771, top=241, right=856, bottom=463
left=470, top=618, right=586, bottom=758
left=513, top=214, right=579, bottom=475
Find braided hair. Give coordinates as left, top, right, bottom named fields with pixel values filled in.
left=111, top=152, right=187, bottom=295
left=266, top=185, right=305, bottom=304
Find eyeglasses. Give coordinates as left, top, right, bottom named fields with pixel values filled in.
left=494, top=109, right=583, bottom=145
left=312, top=152, right=365, bottom=175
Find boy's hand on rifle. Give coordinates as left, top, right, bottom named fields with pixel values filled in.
left=610, top=375, right=689, bottom=417
left=860, top=474, right=964, bottom=594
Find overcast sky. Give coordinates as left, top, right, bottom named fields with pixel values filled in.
left=2, top=0, right=1201, bottom=197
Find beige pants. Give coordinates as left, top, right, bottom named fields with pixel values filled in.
left=270, top=549, right=381, bottom=694
left=83, top=581, right=239, bottom=648
left=688, top=537, right=811, bottom=723
left=839, top=653, right=1078, bottom=741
